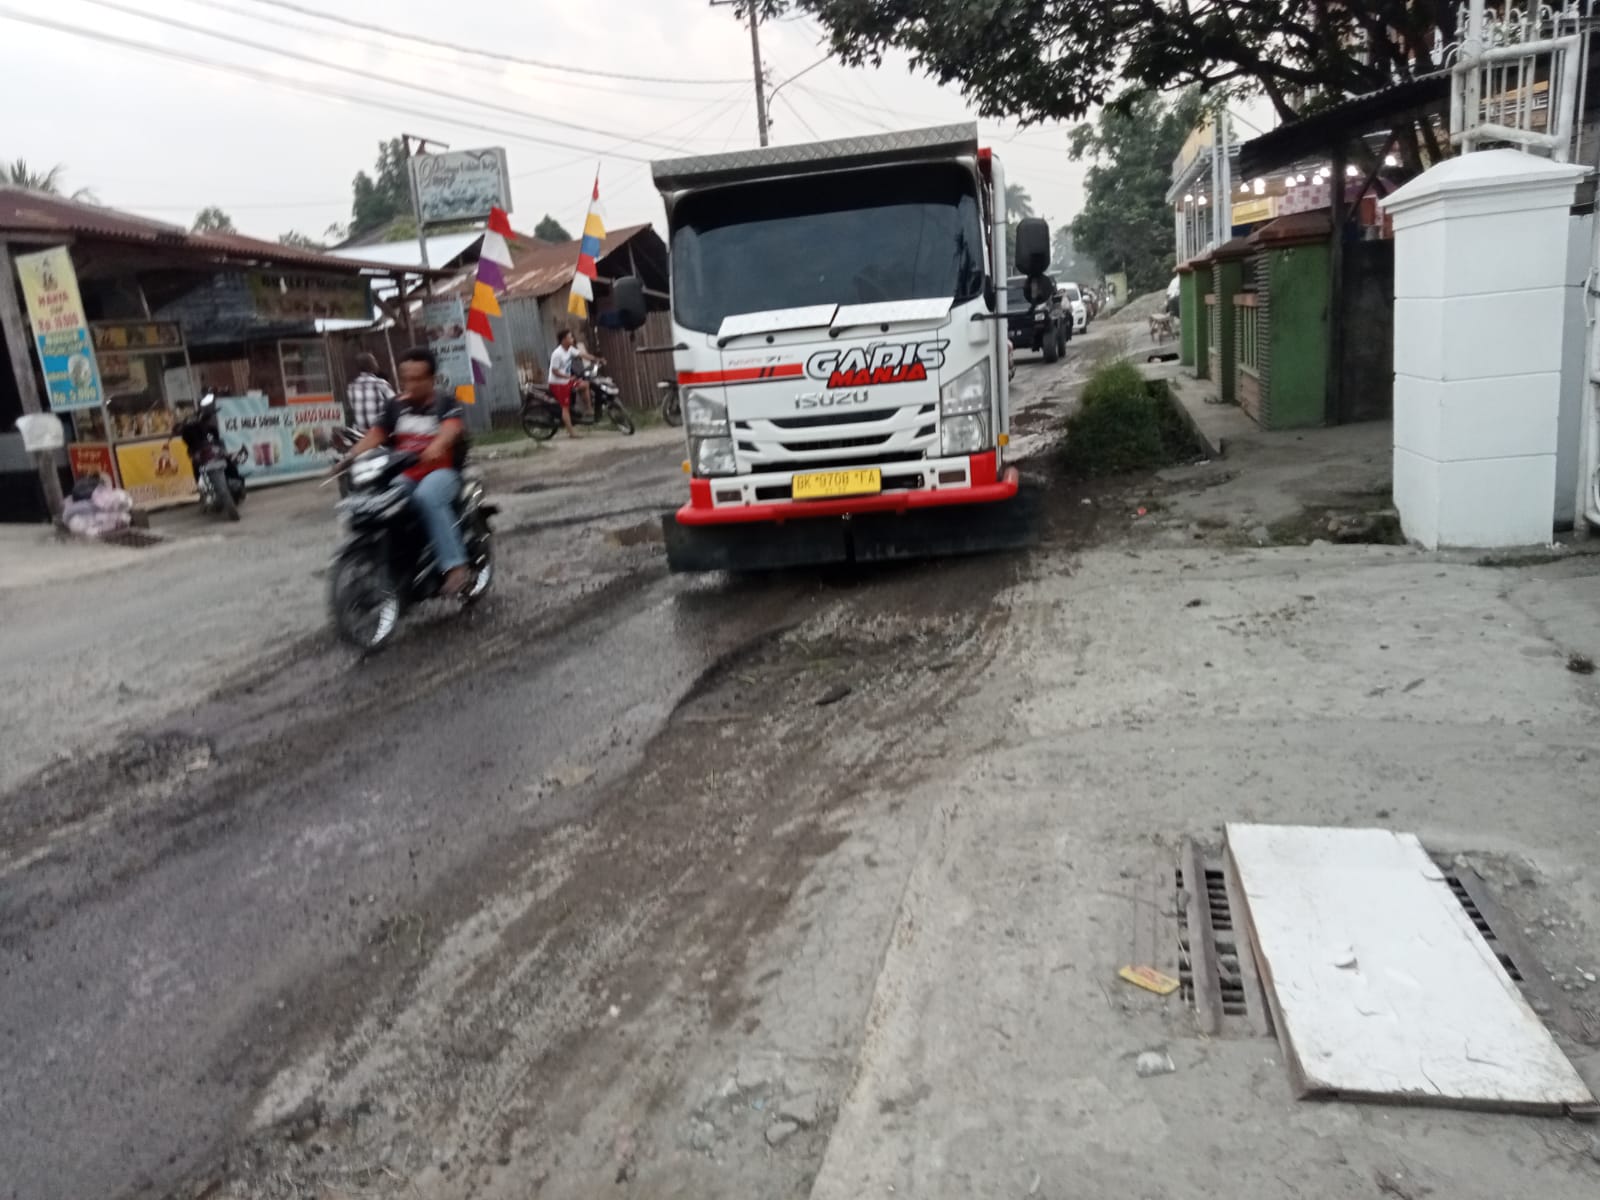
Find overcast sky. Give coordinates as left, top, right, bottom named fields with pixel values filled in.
left=1, top=0, right=1093, bottom=247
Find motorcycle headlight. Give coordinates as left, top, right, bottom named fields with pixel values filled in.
left=692, top=436, right=737, bottom=477
left=350, top=455, right=387, bottom=488
left=941, top=414, right=989, bottom=457
left=939, top=359, right=991, bottom=417
left=685, top=390, right=729, bottom=437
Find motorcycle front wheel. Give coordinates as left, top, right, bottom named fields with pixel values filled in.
left=330, top=546, right=401, bottom=653
left=464, top=517, right=494, bottom=605
left=607, top=401, right=636, bottom=436
left=521, top=404, right=559, bottom=442
left=661, top=388, right=683, bottom=427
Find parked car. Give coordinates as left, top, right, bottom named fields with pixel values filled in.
left=1061, top=281, right=1090, bottom=334
left=1004, top=275, right=1070, bottom=362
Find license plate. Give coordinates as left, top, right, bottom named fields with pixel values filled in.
left=792, top=468, right=882, bottom=500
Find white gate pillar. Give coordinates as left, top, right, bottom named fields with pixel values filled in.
left=1382, top=149, right=1585, bottom=548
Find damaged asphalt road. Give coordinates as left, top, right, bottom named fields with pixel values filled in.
left=0, top=351, right=1081, bottom=1200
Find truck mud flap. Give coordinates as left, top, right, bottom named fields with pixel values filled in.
left=662, top=491, right=1039, bottom=573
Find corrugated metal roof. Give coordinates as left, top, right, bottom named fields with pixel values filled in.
left=1236, top=74, right=1449, bottom=179
left=478, top=224, right=654, bottom=300
left=324, top=232, right=484, bottom=271
left=652, top=123, right=980, bottom=192
left=0, top=186, right=433, bottom=276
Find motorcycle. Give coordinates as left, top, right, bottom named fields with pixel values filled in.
left=656, top=378, right=683, bottom=427
left=174, top=392, right=247, bottom=520
left=520, top=359, right=635, bottom=440
left=328, top=449, right=497, bottom=653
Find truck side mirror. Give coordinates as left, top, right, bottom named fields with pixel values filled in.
left=1022, top=275, right=1055, bottom=307
left=1013, top=218, right=1051, bottom=277
left=612, top=276, right=648, bottom=332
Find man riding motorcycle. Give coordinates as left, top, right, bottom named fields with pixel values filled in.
left=335, top=346, right=471, bottom=596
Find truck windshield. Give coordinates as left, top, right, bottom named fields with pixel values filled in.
left=670, top=162, right=986, bottom=334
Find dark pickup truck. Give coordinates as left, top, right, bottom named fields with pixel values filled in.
left=1005, top=277, right=1070, bottom=363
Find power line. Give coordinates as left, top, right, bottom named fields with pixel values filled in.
left=77, top=0, right=704, bottom=156
left=774, top=93, right=821, bottom=140
left=0, top=9, right=655, bottom=162
left=230, top=0, right=746, bottom=86
left=181, top=0, right=739, bottom=104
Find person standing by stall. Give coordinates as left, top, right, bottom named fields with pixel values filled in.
left=347, top=353, right=395, bottom=433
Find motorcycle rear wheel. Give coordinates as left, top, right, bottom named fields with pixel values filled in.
left=521, top=405, right=559, bottom=441
left=216, top=478, right=240, bottom=522
left=331, top=548, right=401, bottom=653
left=661, top=388, right=683, bottom=427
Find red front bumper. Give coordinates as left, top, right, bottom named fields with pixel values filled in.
left=675, top=452, right=1020, bottom=527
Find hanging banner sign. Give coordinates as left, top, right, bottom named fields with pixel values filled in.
left=14, top=246, right=104, bottom=412
left=246, top=272, right=372, bottom=322
left=216, top=395, right=343, bottom=484
left=421, top=296, right=475, bottom=405
left=410, top=148, right=512, bottom=225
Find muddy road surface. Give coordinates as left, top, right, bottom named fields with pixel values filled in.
left=0, top=348, right=1094, bottom=1200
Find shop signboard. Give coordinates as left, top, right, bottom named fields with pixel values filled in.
left=68, top=442, right=117, bottom=483
left=216, top=394, right=342, bottom=484
left=14, top=246, right=104, bottom=412
left=115, top=438, right=195, bottom=507
left=421, top=297, right=474, bottom=404
left=410, top=147, right=512, bottom=224
left=246, top=272, right=372, bottom=322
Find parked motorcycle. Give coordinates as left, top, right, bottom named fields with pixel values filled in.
left=520, top=360, right=635, bottom=440
left=173, top=392, right=247, bottom=520
left=328, top=449, right=497, bottom=653
left=656, top=378, right=683, bottom=427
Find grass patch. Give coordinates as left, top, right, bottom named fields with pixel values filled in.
left=1062, top=360, right=1203, bottom=478
left=473, top=427, right=529, bottom=447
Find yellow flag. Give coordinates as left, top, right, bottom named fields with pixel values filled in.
left=472, top=281, right=502, bottom=318
left=567, top=290, right=587, bottom=317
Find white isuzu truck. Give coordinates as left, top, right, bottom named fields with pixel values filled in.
left=611, top=123, right=1054, bottom=571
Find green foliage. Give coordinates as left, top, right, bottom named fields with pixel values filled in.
left=796, top=0, right=1453, bottom=125
left=534, top=214, right=572, bottom=242
left=278, top=230, right=325, bottom=251
left=1063, top=362, right=1197, bottom=477
left=1067, top=91, right=1199, bottom=294
left=192, top=206, right=236, bottom=234
left=350, top=138, right=412, bottom=239
left=7, top=158, right=95, bottom=202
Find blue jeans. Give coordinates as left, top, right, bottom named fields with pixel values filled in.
left=403, top=468, right=467, bottom=574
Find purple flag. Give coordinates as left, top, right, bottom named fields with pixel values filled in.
left=472, top=360, right=487, bottom=385
left=476, top=258, right=506, bottom=292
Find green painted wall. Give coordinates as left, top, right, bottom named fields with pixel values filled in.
left=1178, top=272, right=1199, bottom=367
left=1213, top=258, right=1243, bottom=404
left=1264, top=244, right=1330, bottom=428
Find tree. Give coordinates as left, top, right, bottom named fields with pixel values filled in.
left=192, top=207, right=236, bottom=234
left=6, top=159, right=96, bottom=202
left=349, top=137, right=412, bottom=239
left=533, top=214, right=572, bottom=242
left=1067, top=91, right=1201, bottom=294
left=278, top=230, right=325, bottom=251
left=798, top=0, right=1454, bottom=161
left=1004, top=183, right=1033, bottom=221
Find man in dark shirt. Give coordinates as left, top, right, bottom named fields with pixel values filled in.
left=339, top=346, right=471, bottom=596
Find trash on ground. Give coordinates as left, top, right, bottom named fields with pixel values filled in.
left=1134, top=1049, right=1176, bottom=1078
left=1117, top=965, right=1180, bottom=995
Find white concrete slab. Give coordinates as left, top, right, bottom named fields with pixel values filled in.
left=1227, top=823, right=1595, bottom=1113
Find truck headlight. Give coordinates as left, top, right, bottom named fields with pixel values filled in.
left=692, top=436, right=737, bottom=476
left=939, top=359, right=991, bottom=416
left=685, top=390, right=728, bottom=437
left=941, top=414, right=989, bottom=456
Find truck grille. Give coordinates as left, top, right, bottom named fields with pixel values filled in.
left=733, top=402, right=937, bottom=471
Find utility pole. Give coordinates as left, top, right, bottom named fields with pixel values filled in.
left=0, top=240, right=64, bottom=520
left=401, top=133, right=449, bottom=292
left=712, top=0, right=768, bottom=146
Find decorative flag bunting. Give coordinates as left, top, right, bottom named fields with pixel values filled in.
left=457, top=205, right=515, bottom=404
left=568, top=174, right=606, bottom=318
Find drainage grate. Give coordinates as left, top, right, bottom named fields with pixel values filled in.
left=1175, top=842, right=1271, bottom=1037
left=1444, top=873, right=1523, bottom=982
left=98, top=528, right=165, bottom=548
